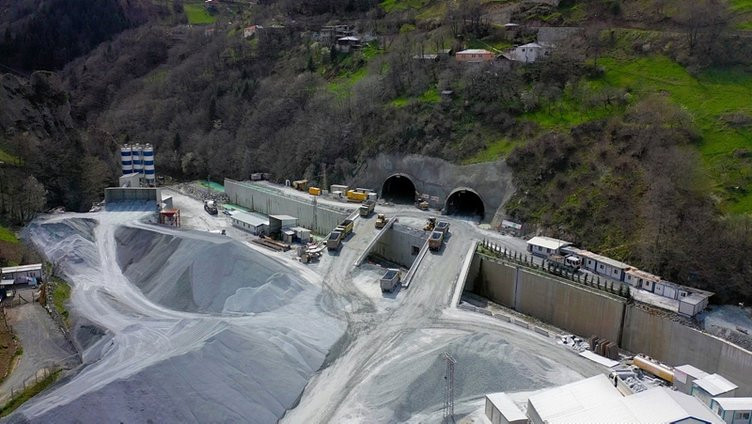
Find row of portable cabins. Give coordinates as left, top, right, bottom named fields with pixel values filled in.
left=526, top=236, right=712, bottom=316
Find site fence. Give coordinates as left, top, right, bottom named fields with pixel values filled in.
left=478, top=239, right=631, bottom=299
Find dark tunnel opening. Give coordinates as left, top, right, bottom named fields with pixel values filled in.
left=445, top=189, right=485, bottom=220
left=381, top=175, right=417, bottom=204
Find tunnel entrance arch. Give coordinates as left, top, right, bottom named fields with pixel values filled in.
left=445, top=187, right=485, bottom=220
left=381, top=174, right=417, bottom=204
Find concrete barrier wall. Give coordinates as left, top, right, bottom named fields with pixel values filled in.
left=225, top=179, right=349, bottom=235
left=105, top=188, right=161, bottom=203
left=622, top=307, right=752, bottom=394
left=472, top=257, right=517, bottom=308
left=464, top=253, right=752, bottom=395
left=516, top=269, right=625, bottom=342
left=369, top=223, right=427, bottom=268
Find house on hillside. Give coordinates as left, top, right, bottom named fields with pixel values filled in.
left=455, top=49, right=494, bottom=63
left=244, top=25, right=261, bottom=38
left=336, top=36, right=362, bottom=53
left=504, top=42, right=552, bottom=63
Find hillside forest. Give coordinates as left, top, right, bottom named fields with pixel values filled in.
left=0, top=0, right=751, bottom=303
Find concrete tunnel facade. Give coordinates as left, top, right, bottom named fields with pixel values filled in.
left=351, top=154, right=514, bottom=224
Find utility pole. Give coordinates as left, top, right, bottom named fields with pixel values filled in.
left=321, top=163, right=327, bottom=193
left=443, top=352, right=456, bottom=423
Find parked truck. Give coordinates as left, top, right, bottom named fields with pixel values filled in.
left=375, top=213, right=387, bottom=229
left=380, top=268, right=401, bottom=293
left=308, top=187, right=321, bottom=196
left=292, top=179, right=308, bottom=191
left=359, top=200, right=375, bottom=217
left=435, top=220, right=450, bottom=235
left=423, top=217, right=436, bottom=232
left=346, top=190, right=368, bottom=203
left=204, top=200, right=218, bottom=215
left=428, top=230, right=444, bottom=251
left=335, top=218, right=354, bottom=237
left=326, top=231, right=343, bottom=250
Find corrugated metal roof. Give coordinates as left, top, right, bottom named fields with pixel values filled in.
left=457, top=49, right=492, bottom=54
left=2, top=264, right=43, bottom=274
left=675, top=364, right=709, bottom=380
left=269, top=214, right=297, bottom=221
left=577, top=250, right=630, bottom=269
left=486, top=393, right=526, bottom=422
left=528, top=375, right=622, bottom=422
left=231, top=211, right=268, bottom=227
left=713, top=397, right=752, bottom=410
left=527, top=236, right=572, bottom=251
left=694, top=374, right=738, bottom=396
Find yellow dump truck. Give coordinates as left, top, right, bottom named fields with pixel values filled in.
left=346, top=190, right=368, bottom=202
left=308, top=187, right=321, bottom=196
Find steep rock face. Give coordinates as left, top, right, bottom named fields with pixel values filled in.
left=0, top=72, right=73, bottom=138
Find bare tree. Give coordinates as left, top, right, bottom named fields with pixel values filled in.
left=674, top=0, right=731, bottom=56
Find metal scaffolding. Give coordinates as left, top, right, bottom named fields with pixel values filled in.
left=443, top=352, right=456, bottom=423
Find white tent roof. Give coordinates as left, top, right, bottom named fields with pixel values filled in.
left=713, top=397, right=752, bottom=411
left=694, top=374, right=738, bottom=396
left=486, top=393, right=526, bottom=422
left=528, top=375, right=622, bottom=422
left=527, top=236, right=571, bottom=251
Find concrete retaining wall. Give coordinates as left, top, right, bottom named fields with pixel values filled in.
left=515, top=268, right=625, bottom=343
left=622, top=307, right=752, bottom=394
left=464, top=253, right=752, bottom=395
left=369, top=223, right=427, bottom=268
left=224, top=179, right=349, bottom=235
left=105, top=188, right=161, bottom=204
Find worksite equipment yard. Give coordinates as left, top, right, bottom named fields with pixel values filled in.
left=10, top=187, right=609, bottom=423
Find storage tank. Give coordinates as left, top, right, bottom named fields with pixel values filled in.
left=142, top=143, right=155, bottom=185
left=120, top=145, right=133, bottom=175
left=633, top=355, right=674, bottom=383
left=131, top=143, right=143, bottom=174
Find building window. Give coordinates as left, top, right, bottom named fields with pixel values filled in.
left=547, top=248, right=551, bottom=253
left=734, top=412, right=750, bottom=420
left=599, top=264, right=604, bottom=270
left=614, top=269, right=618, bottom=275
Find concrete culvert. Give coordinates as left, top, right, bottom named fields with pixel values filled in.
left=445, top=188, right=485, bottom=220
left=381, top=174, right=417, bottom=203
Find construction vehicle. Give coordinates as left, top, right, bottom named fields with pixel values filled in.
left=327, top=231, right=343, bottom=250
left=335, top=218, right=354, bottom=237
left=424, top=217, right=437, bottom=232
left=380, top=269, right=401, bottom=293
left=292, top=179, right=308, bottom=191
left=417, top=200, right=429, bottom=210
left=359, top=200, right=375, bottom=217
left=429, top=230, right=444, bottom=251
left=346, top=189, right=368, bottom=203
left=308, top=187, right=321, bottom=196
left=204, top=200, right=218, bottom=215
left=298, top=243, right=325, bottom=263
left=435, top=220, right=450, bottom=235
left=375, top=214, right=387, bottom=229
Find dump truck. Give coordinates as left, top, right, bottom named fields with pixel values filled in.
left=359, top=200, right=375, bottom=217
left=380, top=269, right=401, bottom=293
left=346, top=190, right=368, bottom=202
left=428, top=230, right=444, bottom=251
left=204, top=200, right=218, bottom=215
left=424, top=217, right=436, bottom=232
left=308, top=187, right=321, bottom=196
left=375, top=213, right=387, bottom=229
left=435, top=220, right=450, bottom=235
left=327, top=231, right=343, bottom=250
left=335, top=218, right=354, bottom=237
left=417, top=200, right=429, bottom=210
left=292, top=179, right=308, bottom=191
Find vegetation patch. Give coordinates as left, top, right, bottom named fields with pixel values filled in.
left=184, top=3, right=216, bottom=25
left=0, top=227, right=19, bottom=244
left=51, top=279, right=72, bottom=329
left=380, top=0, right=430, bottom=13
left=1, top=370, right=61, bottom=417
left=463, top=138, right=519, bottom=164
left=598, top=56, right=752, bottom=212
left=327, top=67, right=368, bottom=97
